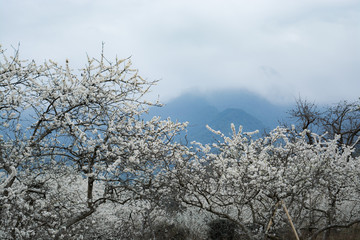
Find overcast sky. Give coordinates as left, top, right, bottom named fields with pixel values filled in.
left=1, top=0, right=359, bottom=105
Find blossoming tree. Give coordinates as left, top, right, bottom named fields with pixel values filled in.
left=0, top=45, right=189, bottom=239
left=170, top=124, right=360, bottom=239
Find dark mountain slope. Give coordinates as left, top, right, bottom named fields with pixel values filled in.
left=147, top=90, right=272, bottom=143
left=210, top=108, right=265, bottom=134
left=204, top=89, right=289, bottom=129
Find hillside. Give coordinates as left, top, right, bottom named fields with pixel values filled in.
left=147, top=90, right=288, bottom=143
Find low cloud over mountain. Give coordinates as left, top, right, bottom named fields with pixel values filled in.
left=148, top=89, right=290, bottom=143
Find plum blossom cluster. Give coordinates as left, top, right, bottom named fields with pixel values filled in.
left=170, top=124, right=360, bottom=239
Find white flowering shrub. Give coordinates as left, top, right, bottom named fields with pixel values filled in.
left=170, top=124, right=360, bottom=239
left=0, top=45, right=190, bottom=239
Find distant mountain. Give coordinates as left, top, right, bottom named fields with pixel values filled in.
left=210, top=108, right=265, bottom=134
left=204, top=89, right=289, bottom=129
left=189, top=108, right=266, bottom=144
left=147, top=90, right=290, bottom=143
left=150, top=93, right=219, bottom=125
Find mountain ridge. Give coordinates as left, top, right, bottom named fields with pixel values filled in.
left=147, top=89, right=290, bottom=143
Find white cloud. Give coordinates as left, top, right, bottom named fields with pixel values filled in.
left=1, top=0, right=359, bottom=104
